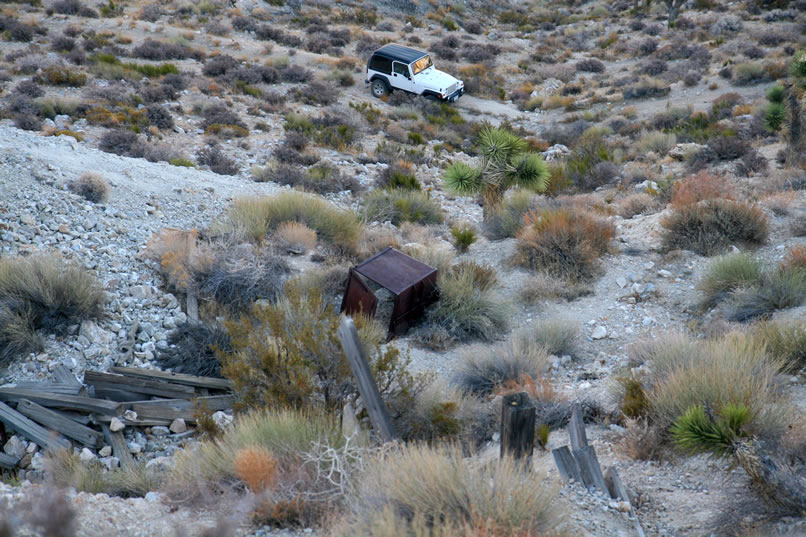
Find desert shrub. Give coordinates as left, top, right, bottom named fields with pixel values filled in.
left=98, top=129, right=143, bottom=157
left=36, top=66, right=87, bottom=87
left=766, top=84, right=786, bottom=104
left=51, top=36, right=76, bottom=52
left=724, top=269, right=806, bottom=322
left=586, top=161, right=620, bottom=188
left=155, top=322, right=231, bottom=378
left=764, top=102, right=786, bottom=131
left=232, top=16, right=258, bottom=32
left=13, top=113, right=42, bottom=131
left=670, top=172, right=732, bottom=208
left=0, top=254, right=104, bottom=365
left=284, top=113, right=356, bottom=150
left=225, top=191, right=362, bottom=253
left=661, top=199, right=768, bottom=256
left=751, top=320, right=806, bottom=369
left=0, top=17, right=35, bottom=42
left=363, top=189, right=443, bottom=226
left=200, top=104, right=247, bottom=131
left=697, top=253, right=763, bottom=310
left=341, top=445, right=560, bottom=537
left=623, top=77, right=670, bottom=99
left=290, top=81, right=339, bottom=106
left=325, top=69, right=354, bottom=87
left=638, top=59, right=668, bottom=76
left=258, top=163, right=361, bottom=194
left=682, top=71, right=701, bottom=87
left=518, top=317, right=578, bottom=356
left=455, top=337, right=549, bottom=396
left=255, top=25, right=304, bottom=48
left=132, top=39, right=204, bottom=61
left=737, top=150, right=768, bottom=176
left=13, top=80, right=43, bottom=98
left=636, top=38, right=657, bottom=55
left=483, top=189, right=533, bottom=240
left=618, top=193, right=655, bottom=218
left=514, top=209, right=614, bottom=281
left=196, top=145, right=239, bottom=176
left=69, top=172, right=109, bottom=203
left=637, top=333, right=791, bottom=441
left=221, top=279, right=420, bottom=412
left=707, top=136, right=750, bottom=161
left=563, top=127, right=613, bottom=190
left=376, top=161, right=420, bottom=190
left=278, top=64, right=313, bottom=83
left=636, top=131, right=677, bottom=156
left=421, top=261, right=510, bottom=347
left=732, top=63, right=767, bottom=86
left=145, top=104, right=174, bottom=129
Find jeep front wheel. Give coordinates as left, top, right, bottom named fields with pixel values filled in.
left=371, top=79, right=389, bottom=98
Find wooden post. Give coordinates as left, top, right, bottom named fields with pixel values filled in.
left=552, top=445, right=582, bottom=482
left=186, top=292, right=199, bottom=322
left=500, top=392, right=536, bottom=462
left=568, top=403, right=587, bottom=451
left=337, top=317, right=397, bottom=442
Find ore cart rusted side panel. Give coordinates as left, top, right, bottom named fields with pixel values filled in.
left=340, top=268, right=378, bottom=318
left=388, top=269, right=438, bottom=336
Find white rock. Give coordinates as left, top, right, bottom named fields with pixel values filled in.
left=618, top=501, right=632, bottom=512
left=615, top=276, right=627, bottom=289
left=591, top=326, right=607, bottom=340
left=212, top=411, right=233, bottom=429
left=99, top=446, right=112, bottom=457
left=109, top=417, right=126, bottom=432
left=79, top=448, right=96, bottom=463
left=169, top=418, right=187, bottom=434
left=99, top=456, right=119, bottom=470
left=657, top=269, right=672, bottom=278
left=151, top=426, right=170, bottom=436
left=30, top=453, right=45, bottom=471
left=145, top=491, right=162, bottom=503
left=4, top=436, right=26, bottom=459
left=123, top=410, right=138, bottom=421
left=128, top=441, right=143, bottom=454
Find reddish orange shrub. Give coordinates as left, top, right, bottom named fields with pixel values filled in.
left=233, top=446, right=278, bottom=493
left=671, top=171, right=734, bottom=208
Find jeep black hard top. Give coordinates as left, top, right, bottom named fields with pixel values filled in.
left=370, top=44, right=428, bottom=64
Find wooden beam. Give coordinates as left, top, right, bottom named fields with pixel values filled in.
left=12, top=382, right=83, bottom=396
left=52, top=365, right=82, bottom=387
left=552, top=445, right=582, bottom=483
left=0, top=401, right=70, bottom=451
left=101, top=423, right=134, bottom=470
left=92, top=415, right=172, bottom=427
left=568, top=403, right=588, bottom=451
left=109, top=367, right=233, bottom=391
left=0, top=452, right=19, bottom=469
left=500, top=392, right=536, bottom=462
left=0, top=389, right=122, bottom=416
left=572, top=445, right=608, bottom=493
left=16, top=400, right=103, bottom=449
left=92, top=387, right=150, bottom=403
left=336, top=318, right=396, bottom=442
left=128, top=395, right=235, bottom=422
left=84, top=371, right=196, bottom=400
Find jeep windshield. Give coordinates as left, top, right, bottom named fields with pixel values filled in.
left=411, top=55, right=433, bottom=75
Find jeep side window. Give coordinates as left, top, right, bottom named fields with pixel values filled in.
left=393, top=62, right=410, bottom=78
left=369, top=55, right=392, bottom=75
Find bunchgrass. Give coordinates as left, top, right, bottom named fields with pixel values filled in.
left=363, top=188, right=444, bottom=226
left=751, top=320, right=806, bottom=370
left=517, top=317, right=579, bottom=356
left=454, top=337, right=550, bottom=396
left=724, top=269, right=806, bottom=322
left=697, top=253, right=763, bottom=310
left=223, top=192, right=362, bottom=253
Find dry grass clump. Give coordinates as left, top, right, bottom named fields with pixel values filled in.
left=517, top=317, right=578, bottom=357
left=363, top=188, right=444, bottom=226
left=46, top=449, right=162, bottom=498
left=617, top=193, right=655, bottom=218
left=155, top=321, right=231, bottom=378
left=635, top=130, right=677, bottom=156
left=519, top=272, right=592, bottom=303
left=273, top=222, right=317, bottom=254
left=751, top=320, right=806, bottom=370
left=514, top=209, right=614, bottom=281
left=661, top=199, right=768, bottom=256
left=724, top=269, right=806, bottom=322
left=454, top=337, right=550, bottom=396
left=224, top=192, right=362, bottom=254
left=670, top=172, right=734, bottom=208
left=483, top=189, right=534, bottom=240
left=697, top=253, right=763, bottom=310
left=419, top=261, right=511, bottom=349
left=626, top=332, right=791, bottom=444
left=0, top=254, right=105, bottom=365
left=68, top=172, right=108, bottom=203
left=339, top=445, right=561, bottom=537
left=233, top=446, right=278, bottom=493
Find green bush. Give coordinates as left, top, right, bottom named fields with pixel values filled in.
left=363, top=189, right=443, bottom=226
left=0, top=254, right=105, bottom=365
left=724, top=269, right=806, bottom=322
left=764, top=102, right=786, bottom=131
left=450, top=224, right=477, bottom=253
left=671, top=403, right=752, bottom=456
left=661, top=199, right=768, bottom=256
left=697, top=253, right=763, bottom=310
left=225, top=191, right=363, bottom=253
left=376, top=161, right=420, bottom=190
left=766, top=85, right=785, bottom=104
left=422, top=261, right=511, bottom=347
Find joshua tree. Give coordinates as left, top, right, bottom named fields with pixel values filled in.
left=443, top=127, right=550, bottom=220
left=784, top=51, right=806, bottom=167
left=663, top=0, right=686, bottom=28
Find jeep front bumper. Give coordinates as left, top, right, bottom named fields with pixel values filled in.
left=445, top=87, right=465, bottom=102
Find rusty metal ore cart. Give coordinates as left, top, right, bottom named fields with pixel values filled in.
left=340, top=247, right=438, bottom=337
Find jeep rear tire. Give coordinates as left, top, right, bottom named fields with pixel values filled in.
left=371, top=79, right=390, bottom=98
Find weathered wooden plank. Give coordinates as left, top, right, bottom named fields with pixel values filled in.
left=0, top=452, right=19, bottom=469
left=92, top=415, right=172, bottom=427
left=500, top=392, right=536, bottom=462
left=109, top=367, right=233, bottom=391
left=0, top=401, right=70, bottom=451
left=52, top=365, right=82, bottom=387
left=93, top=386, right=163, bottom=403
left=128, top=395, right=235, bottom=422
left=605, top=466, right=630, bottom=502
left=16, top=400, right=103, bottom=449
left=568, top=403, right=588, bottom=451
left=12, top=382, right=83, bottom=396
left=186, top=292, right=199, bottom=322
left=552, top=445, right=582, bottom=483
left=337, top=318, right=396, bottom=442
left=54, top=410, right=93, bottom=426
left=84, top=371, right=195, bottom=399
left=0, top=389, right=121, bottom=416
left=101, top=423, right=134, bottom=470
left=572, top=445, right=608, bottom=493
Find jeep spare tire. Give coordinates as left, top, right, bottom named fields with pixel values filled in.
left=371, top=79, right=389, bottom=98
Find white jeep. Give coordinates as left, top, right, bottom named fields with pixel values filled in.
left=365, top=43, right=465, bottom=103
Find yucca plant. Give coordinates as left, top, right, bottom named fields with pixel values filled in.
left=443, top=127, right=550, bottom=219
left=783, top=51, right=806, bottom=166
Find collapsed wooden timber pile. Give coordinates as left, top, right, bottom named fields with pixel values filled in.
left=0, top=365, right=234, bottom=470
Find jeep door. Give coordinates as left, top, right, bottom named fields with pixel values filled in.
left=392, top=61, right=415, bottom=93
